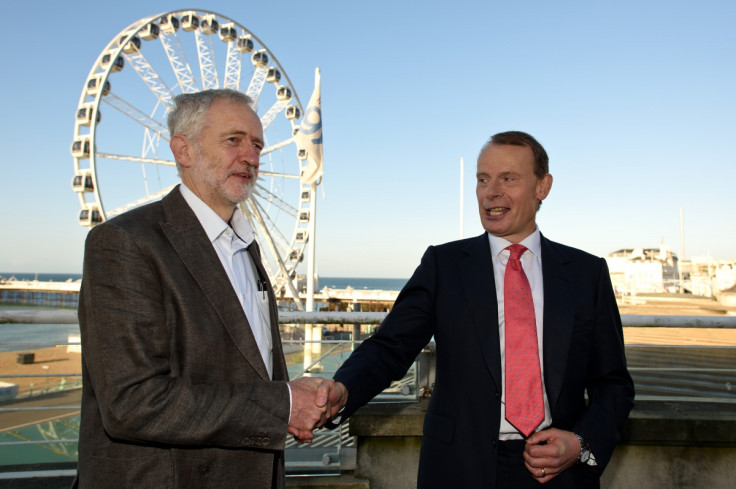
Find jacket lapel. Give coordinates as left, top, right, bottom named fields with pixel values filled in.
left=461, top=234, right=502, bottom=393
left=540, top=235, right=575, bottom=412
left=160, top=187, right=271, bottom=380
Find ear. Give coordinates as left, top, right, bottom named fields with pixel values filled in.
left=536, top=173, right=553, bottom=202
left=170, top=134, right=194, bottom=168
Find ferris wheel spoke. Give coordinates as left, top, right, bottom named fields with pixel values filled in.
left=103, top=93, right=169, bottom=136
left=258, top=169, right=300, bottom=179
left=261, top=137, right=295, bottom=156
left=244, top=199, right=304, bottom=311
left=260, top=100, right=288, bottom=130
left=245, top=65, right=268, bottom=105
left=122, top=48, right=175, bottom=110
left=159, top=30, right=198, bottom=93
left=253, top=184, right=299, bottom=216
left=250, top=196, right=291, bottom=248
left=96, top=152, right=176, bottom=166
left=107, top=185, right=176, bottom=218
left=223, top=34, right=242, bottom=90
left=194, top=28, right=219, bottom=89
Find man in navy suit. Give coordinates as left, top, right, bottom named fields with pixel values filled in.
left=326, top=131, right=634, bottom=488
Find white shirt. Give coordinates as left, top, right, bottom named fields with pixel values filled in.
left=487, top=227, right=552, bottom=439
left=180, top=184, right=273, bottom=378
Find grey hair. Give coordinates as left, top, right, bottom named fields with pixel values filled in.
left=167, top=89, right=255, bottom=141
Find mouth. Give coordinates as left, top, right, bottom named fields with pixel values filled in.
left=486, top=207, right=509, bottom=216
left=232, top=170, right=255, bottom=182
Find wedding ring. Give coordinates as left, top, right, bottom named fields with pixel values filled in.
left=541, top=467, right=546, bottom=477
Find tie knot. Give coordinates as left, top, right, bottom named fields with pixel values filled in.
left=506, top=244, right=528, bottom=261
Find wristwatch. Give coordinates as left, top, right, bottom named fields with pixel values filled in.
left=575, top=433, right=596, bottom=466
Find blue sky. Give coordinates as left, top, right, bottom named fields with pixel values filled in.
left=0, top=0, right=734, bottom=278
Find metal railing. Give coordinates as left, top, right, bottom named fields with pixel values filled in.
left=1, top=309, right=735, bottom=481
left=0, top=310, right=433, bottom=481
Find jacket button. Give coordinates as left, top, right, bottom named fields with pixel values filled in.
left=241, top=437, right=251, bottom=445
left=199, top=465, right=210, bottom=477
left=262, top=437, right=270, bottom=445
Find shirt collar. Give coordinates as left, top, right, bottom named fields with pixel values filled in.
left=179, top=183, right=255, bottom=246
left=487, top=226, right=542, bottom=259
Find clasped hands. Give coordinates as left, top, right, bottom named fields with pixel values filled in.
left=287, top=377, right=348, bottom=443
left=523, top=428, right=582, bottom=483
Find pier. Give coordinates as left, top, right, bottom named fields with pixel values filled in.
left=0, top=279, right=398, bottom=312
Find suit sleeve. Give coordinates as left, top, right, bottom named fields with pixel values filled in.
left=78, top=222, right=290, bottom=450
left=574, top=258, right=635, bottom=472
left=330, top=246, right=439, bottom=422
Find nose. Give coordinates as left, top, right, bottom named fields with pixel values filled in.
left=242, top=141, right=260, bottom=167
left=482, top=180, right=501, bottom=201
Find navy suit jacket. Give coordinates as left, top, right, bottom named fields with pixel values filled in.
left=332, top=233, right=634, bottom=488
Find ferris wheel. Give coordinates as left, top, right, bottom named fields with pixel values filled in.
left=71, top=9, right=318, bottom=308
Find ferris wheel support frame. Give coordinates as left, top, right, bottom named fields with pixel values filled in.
left=71, top=9, right=318, bottom=307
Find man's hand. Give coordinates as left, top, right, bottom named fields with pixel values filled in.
left=523, top=428, right=581, bottom=483
left=288, top=377, right=329, bottom=443
left=320, top=380, right=348, bottom=423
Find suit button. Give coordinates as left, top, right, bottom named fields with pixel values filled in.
left=262, top=437, right=270, bottom=445
left=241, top=437, right=251, bottom=445
left=199, top=465, right=210, bottom=477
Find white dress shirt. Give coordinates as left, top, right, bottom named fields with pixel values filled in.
left=487, top=227, right=552, bottom=439
left=180, top=184, right=273, bottom=378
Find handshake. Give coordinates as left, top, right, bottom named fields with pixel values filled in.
left=287, top=377, right=348, bottom=443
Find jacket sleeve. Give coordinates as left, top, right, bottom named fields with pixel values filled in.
left=574, top=258, right=635, bottom=472
left=331, top=246, right=439, bottom=422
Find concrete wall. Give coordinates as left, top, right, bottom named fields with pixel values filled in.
left=348, top=400, right=736, bottom=489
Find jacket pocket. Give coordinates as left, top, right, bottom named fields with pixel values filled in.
left=84, top=452, right=173, bottom=488
left=423, top=409, right=455, bottom=444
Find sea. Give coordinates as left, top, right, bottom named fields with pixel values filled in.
left=0, top=273, right=407, bottom=291
left=0, top=273, right=408, bottom=352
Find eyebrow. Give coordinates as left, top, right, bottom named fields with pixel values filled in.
left=222, top=129, right=264, bottom=146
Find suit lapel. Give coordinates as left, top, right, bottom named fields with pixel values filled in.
left=540, top=235, right=575, bottom=412
left=160, top=187, right=271, bottom=380
left=461, top=234, right=502, bottom=393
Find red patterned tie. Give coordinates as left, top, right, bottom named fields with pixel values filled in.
left=504, top=244, right=544, bottom=437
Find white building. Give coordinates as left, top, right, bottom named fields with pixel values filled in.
left=607, top=247, right=736, bottom=297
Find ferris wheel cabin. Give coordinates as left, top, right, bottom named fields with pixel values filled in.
left=158, top=14, right=180, bottom=34
left=76, top=105, right=101, bottom=126
left=237, top=35, right=254, bottom=53
left=140, top=23, right=160, bottom=41
left=71, top=172, right=94, bottom=193
left=276, top=86, right=292, bottom=101
left=78, top=206, right=103, bottom=226
left=118, top=34, right=141, bottom=54
left=71, top=138, right=91, bottom=159
left=267, top=67, right=282, bottom=84
left=101, top=52, right=124, bottom=73
left=286, top=106, right=301, bottom=120
left=86, top=76, right=110, bottom=96
left=251, top=50, right=268, bottom=67
left=180, top=12, right=200, bottom=31
left=219, top=23, right=237, bottom=42
left=200, top=15, right=219, bottom=35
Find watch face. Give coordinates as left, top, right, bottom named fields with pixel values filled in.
left=580, top=449, right=590, bottom=463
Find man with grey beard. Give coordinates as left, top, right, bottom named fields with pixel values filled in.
left=75, top=89, right=340, bottom=489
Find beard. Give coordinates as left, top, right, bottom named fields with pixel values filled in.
left=191, top=147, right=257, bottom=205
